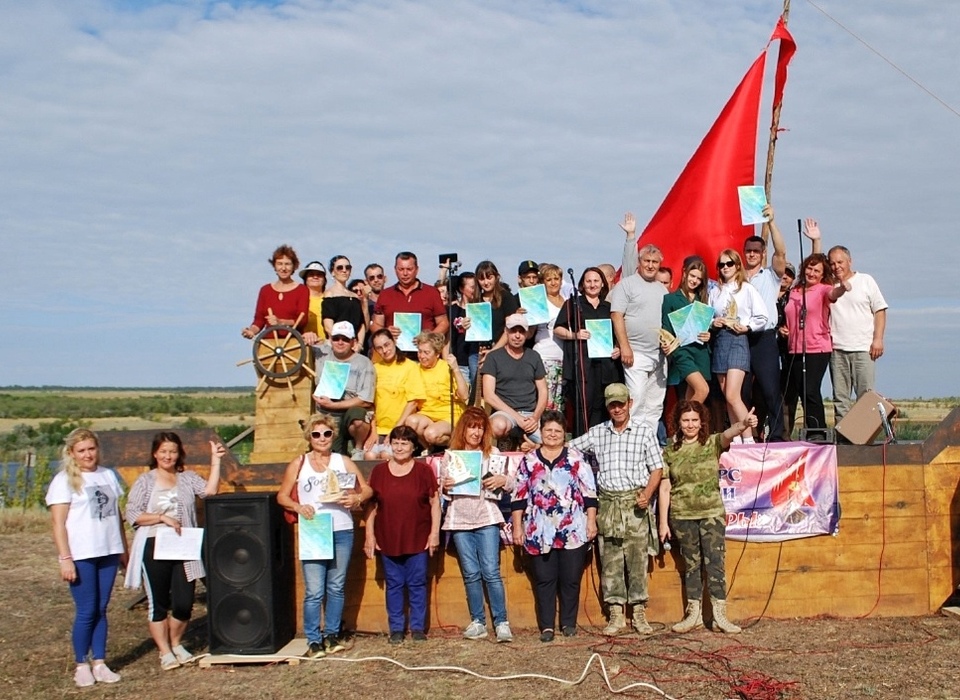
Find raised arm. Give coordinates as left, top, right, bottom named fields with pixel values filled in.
left=765, top=204, right=788, bottom=276
left=620, top=212, right=638, bottom=278
left=803, top=218, right=823, bottom=256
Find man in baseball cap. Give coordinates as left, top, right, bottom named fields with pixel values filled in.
left=313, top=320, right=373, bottom=455
left=569, top=381, right=664, bottom=637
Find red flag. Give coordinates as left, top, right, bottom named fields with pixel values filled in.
left=771, top=17, right=797, bottom=111
left=635, top=51, right=766, bottom=281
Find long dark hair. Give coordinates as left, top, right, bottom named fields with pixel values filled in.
left=670, top=401, right=710, bottom=451
left=577, top=267, right=610, bottom=299
left=149, top=431, right=186, bottom=472
left=474, top=260, right=505, bottom=308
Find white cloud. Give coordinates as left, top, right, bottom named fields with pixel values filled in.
left=1, top=0, right=958, bottom=397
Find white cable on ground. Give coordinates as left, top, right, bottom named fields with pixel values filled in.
left=196, top=651, right=679, bottom=698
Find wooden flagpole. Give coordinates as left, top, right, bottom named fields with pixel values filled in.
left=762, top=0, right=791, bottom=244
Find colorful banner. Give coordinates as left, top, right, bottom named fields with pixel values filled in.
left=719, top=443, right=839, bottom=542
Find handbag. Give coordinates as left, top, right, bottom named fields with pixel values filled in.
left=281, top=455, right=306, bottom=525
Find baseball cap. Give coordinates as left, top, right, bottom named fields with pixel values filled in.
left=504, top=313, right=529, bottom=331
left=517, top=260, right=539, bottom=276
left=603, top=383, right=631, bottom=406
left=330, top=321, right=355, bottom=339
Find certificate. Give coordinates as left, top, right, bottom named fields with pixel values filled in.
left=154, top=527, right=204, bottom=561
left=446, top=450, right=482, bottom=497
left=667, top=301, right=714, bottom=346
left=737, top=185, right=769, bottom=225
left=465, top=303, right=492, bottom=342
left=585, top=318, right=613, bottom=358
left=299, top=512, right=334, bottom=560
left=394, top=313, right=422, bottom=352
left=314, top=361, right=350, bottom=399
left=518, top=285, right=550, bottom=326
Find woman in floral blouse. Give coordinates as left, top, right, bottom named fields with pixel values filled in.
left=511, top=410, right=598, bottom=642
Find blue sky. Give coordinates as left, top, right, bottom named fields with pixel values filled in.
left=2, top=0, right=958, bottom=398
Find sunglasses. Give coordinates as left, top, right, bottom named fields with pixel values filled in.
left=331, top=335, right=352, bottom=342
left=366, top=273, right=384, bottom=280
left=718, top=260, right=737, bottom=269
left=311, top=429, right=333, bottom=439
left=334, top=264, right=352, bottom=271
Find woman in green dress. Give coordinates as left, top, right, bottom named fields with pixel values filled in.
left=661, top=257, right=713, bottom=403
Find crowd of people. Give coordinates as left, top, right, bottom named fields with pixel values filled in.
left=46, top=209, right=888, bottom=685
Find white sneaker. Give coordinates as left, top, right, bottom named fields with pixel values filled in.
left=92, top=663, right=121, bottom=683
left=495, top=622, right=513, bottom=643
left=172, top=645, right=194, bottom=664
left=463, top=620, right=488, bottom=640
left=74, top=664, right=95, bottom=688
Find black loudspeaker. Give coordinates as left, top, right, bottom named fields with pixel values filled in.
left=205, top=492, right=295, bottom=655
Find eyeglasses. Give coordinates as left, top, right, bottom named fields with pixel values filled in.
left=366, top=273, right=384, bottom=280
left=718, top=260, right=737, bottom=269
left=331, top=335, right=351, bottom=342
left=310, top=429, right=333, bottom=439
left=334, top=264, right=352, bottom=272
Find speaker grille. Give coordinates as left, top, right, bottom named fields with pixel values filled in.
left=211, top=593, right=271, bottom=649
left=211, top=530, right=267, bottom=587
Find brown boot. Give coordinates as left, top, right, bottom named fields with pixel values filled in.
left=672, top=599, right=703, bottom=633
left=602, top=604, right=626, bottom=636
left=631, top=604, right=653, bottom=635
left=711, top=599, right=741, bottom=634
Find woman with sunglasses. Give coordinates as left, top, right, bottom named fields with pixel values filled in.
left=278, top=414, right=372, bottom=658
left=708, top=250, right=768, bottom=441
left=364, top=426, right=441, bottom=644
left=323, top=255, right=367, bottom=348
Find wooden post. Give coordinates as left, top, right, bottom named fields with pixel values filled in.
left=762, top=0, right=791, bottom=245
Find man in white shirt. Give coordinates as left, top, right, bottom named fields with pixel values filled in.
left=827, top=245, right=888, bottom=421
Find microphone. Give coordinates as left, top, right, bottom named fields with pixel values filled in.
left=567, top=268, right=574, bottom=276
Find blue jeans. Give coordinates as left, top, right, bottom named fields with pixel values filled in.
left=70, top=554, right=120, bottom=663
left=451, top=525, right=507, bottom=626
left=381, top=551, right=428, bottom=633
left=302, top=528, right=354, bottom=643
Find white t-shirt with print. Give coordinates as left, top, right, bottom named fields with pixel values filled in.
left=46, top=467, right=125, bottom=561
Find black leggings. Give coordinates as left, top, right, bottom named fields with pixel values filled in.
left=142, top=538, right=196, bottom=623
left=783, top=352, right=831, bottom=432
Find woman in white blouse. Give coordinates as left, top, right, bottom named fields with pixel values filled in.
left=708, top=249, right=768, bottom=441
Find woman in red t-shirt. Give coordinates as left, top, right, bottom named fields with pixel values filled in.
left=363, top=426, right=440, bottom=644
left=241, top=245, right=309, bottom=339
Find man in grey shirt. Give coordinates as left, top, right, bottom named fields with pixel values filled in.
left=609, top=244, right=667, bottom=431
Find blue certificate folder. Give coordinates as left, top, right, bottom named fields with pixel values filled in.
left=465, top=302, right=493, bottom=342
left=585, top=318, right=613, bottom=358
left=394, top=312, right=422, bottom=352
left=446, top=450, right=483, bottom=497
left=298, top=512, right=333, bottom=560
left=737, top=185, right=769, bottom=226
left=314, top=360, right=350, bottom=399
left=518, top=284, right=550, bottom=326
left=667, top=301, right=714, bottom=346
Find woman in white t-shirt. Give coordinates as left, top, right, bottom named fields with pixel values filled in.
left=46, top=429, right=129, bottom=688
left=531, top=264, right=566, bottom=412
left=277, top=414, right=372, bottom=658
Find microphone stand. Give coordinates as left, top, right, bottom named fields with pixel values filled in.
left=445, top=259, right=462, bottom=432
left=567, top=267, right=587, bottom=436
left=797, top=219, right=811, bottom=437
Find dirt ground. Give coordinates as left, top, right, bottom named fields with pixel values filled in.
left=2, top=522, right=958, bottom=700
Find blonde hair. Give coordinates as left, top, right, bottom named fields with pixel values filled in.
left=414, top=331, right=445, bottom=356
left=302, top=414, right=339, bottom=443
left=61, top=428, right=100, bottom=494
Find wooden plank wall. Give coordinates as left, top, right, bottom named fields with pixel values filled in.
left=115, top=425, right=960, bottom=632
